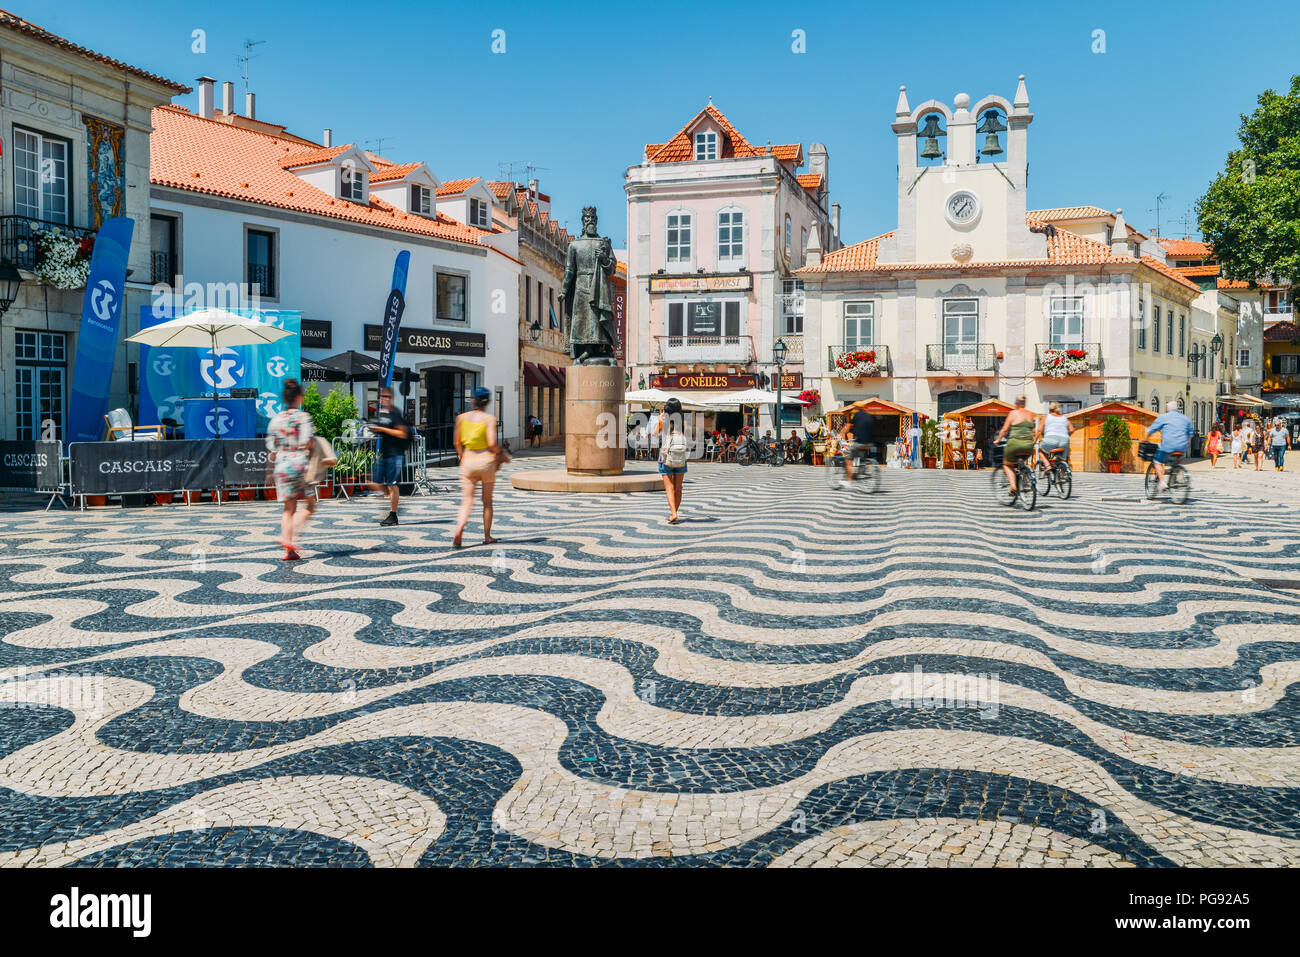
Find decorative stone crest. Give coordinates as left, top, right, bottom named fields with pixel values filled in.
left=951, top=242, right=973, bottom=262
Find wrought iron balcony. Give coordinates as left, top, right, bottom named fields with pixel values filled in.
left=776, top=334, right=804, bottom=360
left=1034, top=343, right=1102, bottom=374
left=828, top=345, right=891, bottom=376
left=150, top=251, right=174, bottom=286
left=926, top=343, right=996, bottom=372
left=1, top=215, right=95, bottom=272
left=654, top=334, right=754, bottom=364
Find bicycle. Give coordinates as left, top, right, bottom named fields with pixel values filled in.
left=1034, top=445, right=1072, bottom=499
left=990, top=441, right=1036, bottom=510
left=735, top=436, right=785, bottom=466
left=825, top=443, right=881, bottom=493
left=1140, top=444, right=1190, bottom=504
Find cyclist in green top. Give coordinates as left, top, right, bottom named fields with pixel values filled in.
left=994, top=395, right=1037, bottom=493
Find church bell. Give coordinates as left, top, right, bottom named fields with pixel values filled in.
left=918, top=114, right=946, bottom=160
left=977, top=110, right=1006, bottom=157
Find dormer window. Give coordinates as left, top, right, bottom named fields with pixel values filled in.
left=412, top=185, right=433, bottom=216
left=340, top=163, right=365, bottom=202
left=694, top=131, right=717, bottom=160
left=469, top=197, right=489, bottom=228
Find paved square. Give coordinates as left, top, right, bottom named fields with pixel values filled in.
left=1, top=456, right=1297, bottom=867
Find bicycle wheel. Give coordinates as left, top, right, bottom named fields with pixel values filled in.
left=771, top=447, right=785, bottom=466
left=855, top=460, right=881, bottom=494
left=1015, top=466, right=1037, bottom=510
left=1144, top=465, right=1160, bottom=500
left=1056, top=463, right=1072, bottom=500
left=825, top=459, right=847, bottom=489
left=736, top=444, right=755, bottom=466
left=1168, top=465, right=1190, bottom=504
left=990, top=467, right=1013, bottom=505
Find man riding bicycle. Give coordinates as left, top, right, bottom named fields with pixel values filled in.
left=838, top=400, right=874, bottom=488
left=1145, top=399, right=1194, bottom=491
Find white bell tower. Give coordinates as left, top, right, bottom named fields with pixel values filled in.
left=877, top=76, right=1041, bottom=265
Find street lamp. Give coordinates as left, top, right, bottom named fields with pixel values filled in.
left=773, top=337, right=788, bottom=443
left=529, top=319, right=542, bottom=342
left=0, top=260, right=23, bottom=317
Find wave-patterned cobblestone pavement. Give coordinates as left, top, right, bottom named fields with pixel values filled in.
left=1, top=458, right=1298, bottom=867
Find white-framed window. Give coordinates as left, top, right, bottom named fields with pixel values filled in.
left=942, top=298, right=979, bottom=361
left=666, top=211, right=693, bottom=263
left=694, top=131, right=718, bottom=161
left=784, top=214, right=792, bottom=258
left=666, top=298, right=741, bottom=338
left=1276, top=354, right=1300, bottom=375
left=1137, top=294, right=1146, bottom=350
left=1166, top=309, right=1174, bottom=355
left=717, top=208, right=744, bottom=262
left=340, top=164, right=365, bottom=202
left=1048, top=296, right=1085, bottom=343
left=1150, top=392, right=1160, bottom=413
left=1266, top=289, right=1291, bottom=315
left=843, top=301, right=874, bottom=349
left=1178, top=314, right=1186, bottom=357
left=13, top=127, right=70, bottom=223
left=1237, top=347, right=1251, bottom=368
left=411, top=185, right=433, bottom=215
left=469, top=197, right=490, bottom=229
left=782, top=279, right=804, bottom=335
left=1152, top=305, right=1161, bottom=352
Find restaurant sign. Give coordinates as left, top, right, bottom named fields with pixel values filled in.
left=301, top=318, right=333, bottom=349
left=651, top=373, right=756, bottom=390
left=364, top=325, right=486, bottom=357
left=777, top=372, right=803, bottom=391
left=649, top=273, right=753, bottom=294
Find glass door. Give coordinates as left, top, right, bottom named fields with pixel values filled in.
left=943, top=299, right=978, bottom=366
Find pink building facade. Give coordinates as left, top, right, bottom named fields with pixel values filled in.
left=624, top=104, right=838, bottom=433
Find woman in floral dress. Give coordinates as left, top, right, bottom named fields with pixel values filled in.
left=265, top=378, right=316, bottom=560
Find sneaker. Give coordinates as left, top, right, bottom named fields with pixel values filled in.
left=839, top=480, right=853, bottom=489
left=1158, top=480, right=1169, bottom=492
left=379, top=512, right=399, bottom=527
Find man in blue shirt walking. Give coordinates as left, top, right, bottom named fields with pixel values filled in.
left=1146, top=400, right=1194, bottom=491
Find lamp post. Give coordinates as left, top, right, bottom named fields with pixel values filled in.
left=773, top=337, right=788, bottom=444
left=529, top=319, right=541, bottom=342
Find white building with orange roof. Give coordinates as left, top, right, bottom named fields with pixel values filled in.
left=0, top=11, right=187, bottom=442
left=798, top=78, right=1235, bottom=465
left=147, top=79, right=520, bottom=446
left=625, top=101, right=838, bottom=436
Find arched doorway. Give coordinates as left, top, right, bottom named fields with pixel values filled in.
left=937, top=390, right=979, bottom=417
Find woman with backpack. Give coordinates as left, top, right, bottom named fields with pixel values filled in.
left=654, top=397, right=688, bottom=524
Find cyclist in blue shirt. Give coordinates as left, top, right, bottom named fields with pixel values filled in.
left=1146, top=400, right=1194, bottom=491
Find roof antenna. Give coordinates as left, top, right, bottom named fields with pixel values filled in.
left=237, top=39, right=265, bottom=98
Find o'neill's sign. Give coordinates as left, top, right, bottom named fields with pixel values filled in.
left=651, top=373, right=756, bottom=390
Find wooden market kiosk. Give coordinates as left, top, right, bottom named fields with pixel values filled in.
left=826, top=398, right=918, bottom=462
left=941, top=398, right=1015, bottom=469
left=1066, top=400, right=1157, bottom=473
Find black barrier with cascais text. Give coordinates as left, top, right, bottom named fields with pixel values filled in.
left=221, top=439, right=274, bottom=486
left=0, top=441, right=62, bottom=490
left=69, top=441, right=222, bottom=495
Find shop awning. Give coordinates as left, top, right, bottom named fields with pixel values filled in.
left=524, top=362, right=565, bottom=388
left=1226, top=393, right=1270, bottom=407
left=943, top=398, right=1016, bottom=420
left=547, top=365, right=568, bottom=388
left=1266, top=394, right=1300, bottom=409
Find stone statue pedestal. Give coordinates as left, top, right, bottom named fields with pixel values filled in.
left=510, top=365, right=662, bottom=493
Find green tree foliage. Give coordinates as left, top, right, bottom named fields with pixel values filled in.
left=1198, top=75, right=1300, bottom=287
left=301, top=384, right=357, bottom=441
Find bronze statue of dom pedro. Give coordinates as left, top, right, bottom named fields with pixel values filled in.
left=559, top=206, right=619, bottom=365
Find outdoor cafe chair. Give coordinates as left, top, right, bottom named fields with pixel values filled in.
left=104, top=408, right=163, bottom=441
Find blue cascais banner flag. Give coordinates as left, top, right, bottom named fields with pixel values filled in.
left=68, top=217, right=134, bottom=444
left=137, top=306, right=301, bottom=438
left=377, top=250, right=411, bottom=388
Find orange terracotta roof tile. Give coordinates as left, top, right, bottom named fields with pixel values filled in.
left=150, top=106, right=485, bottom=247
left=801, top=218, right=1199, bottom=292
left=1218, top=277, right=1252, bottom=290
left=645, top=104, right=804, bottom=166
left=1156, top=237, right=1212, bottom=258
left=1176, top=264, right=1221, bottom=278
left=485, top=181, right=515, bottom=199
left=436, top=177, right=481, bottom=196
left=368, top=162, right=422, bottom=183
left=0, top=9, right=188, bottom=92
left=797, top=173, right=824, bottom=192
left=1264, top=321, right=1300, bottom=341
left=1027, top=205, right=1114, bottom=221
left=1140, top=255, right=1203, bottom=292
left=280, top=144, right=352, bottom=169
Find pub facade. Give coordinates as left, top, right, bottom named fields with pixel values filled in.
left=625, top=102, right=840, bottom=432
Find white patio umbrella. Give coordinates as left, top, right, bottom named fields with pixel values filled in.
left=126, top=309, right=294, bottom=436
left=709, top=388, right=809, bottom=406
left=623, top=388, right=713, bottom=411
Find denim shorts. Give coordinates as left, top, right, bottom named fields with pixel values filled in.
left=1153, top=449, right=1181, bottom=465
left=658, top=462, right=686, bottom=475
left=374, top=454, right=404, bottom=486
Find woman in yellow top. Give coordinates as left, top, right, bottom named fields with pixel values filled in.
left=452, top=387, right=506, bottom=548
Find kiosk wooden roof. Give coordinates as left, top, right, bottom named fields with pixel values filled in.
left=942, top=397, right=1016, bottom=420
left=1067, top=400, right=1157, bottom=422
left=826, top=397, right=919, bottom=433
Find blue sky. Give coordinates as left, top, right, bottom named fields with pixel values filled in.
left=36, top=0, right=1300, bottom=247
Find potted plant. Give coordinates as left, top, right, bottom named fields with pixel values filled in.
left=184, top=489, right=203, bottom=504
left=153, top=491, right=174, bottom=506
left=1098, top=413, right=1131, bottom=473
left=237, top=485, right=257, bottom=501
left=84, top=494, right=107, bottom=507
left=1041, top=347, right=1092, bottom=378
left=834, top=350, right=880, bottom=380
left=921, top=418, right=941, bottom=468
left=262, top=485, right=277, bottom=501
